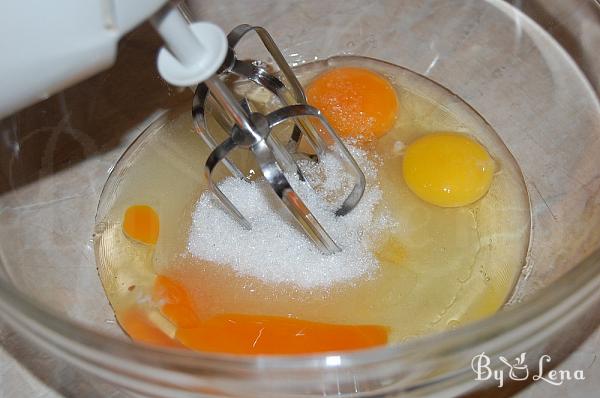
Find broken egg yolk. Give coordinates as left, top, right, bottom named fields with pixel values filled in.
left=119, top=307, right=180, bottom=348
left=402, top=133, right=495, bottom=207
left=146, top=275, right=388, bottom=354
left=306, top=67, right=398, bottom=140
left=123, top=205, right=160, bottom=245
left=152, top=275, right=202, bottom=328
left=176, top=313, right=388, bottom=355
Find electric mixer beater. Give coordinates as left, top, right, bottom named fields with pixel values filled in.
left=192, top=24, right=366, bottom=254
left=0, top=1, right=365, bottom=253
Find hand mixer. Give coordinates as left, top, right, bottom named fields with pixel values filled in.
left=0, top=0, right=365, bottom=254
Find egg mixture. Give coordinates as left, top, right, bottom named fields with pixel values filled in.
left=94, top=56, right=530, bottom=354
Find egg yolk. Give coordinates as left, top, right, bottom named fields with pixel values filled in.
left=176, top=313, right=388, bottom=355
left=123, top=205, right=160, bottom=245
left=148, top=275, right=388, bottom=354
left=306, top=67, right=398, bottom=140
left=119, top=308, right=180, bottom=348
left=152, top=275, right=202, bottom=328
left=402, top=133, right=495, bottom=207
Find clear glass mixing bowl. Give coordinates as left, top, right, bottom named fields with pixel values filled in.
left=1, top=0, right=599, bottom=396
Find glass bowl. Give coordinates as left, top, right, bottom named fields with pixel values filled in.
left=1, top=0, right=599, bottom=396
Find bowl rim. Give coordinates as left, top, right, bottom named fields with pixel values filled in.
left=1, top=0, right=600, bottom=392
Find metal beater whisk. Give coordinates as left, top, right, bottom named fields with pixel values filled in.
left=192, top=24, right=365, bottom=254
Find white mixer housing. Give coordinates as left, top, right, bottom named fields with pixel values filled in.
left=0, top=0, right=227, bottom=118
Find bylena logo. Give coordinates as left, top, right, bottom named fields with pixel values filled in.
left=471, top=352, right=586, bottom=388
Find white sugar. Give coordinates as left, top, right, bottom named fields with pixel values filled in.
left=187, top=144, right=391, bottom=289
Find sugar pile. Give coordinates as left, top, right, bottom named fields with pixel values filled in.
left=187, top=144, right=391, bottom=289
